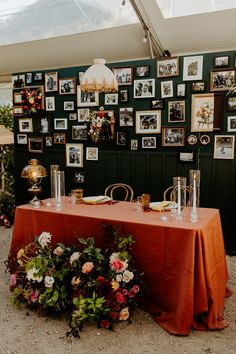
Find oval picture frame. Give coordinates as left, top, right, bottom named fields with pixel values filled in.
left=187, top=134, right=198, bottom=145
left=200, top=134, right=210, bottom=145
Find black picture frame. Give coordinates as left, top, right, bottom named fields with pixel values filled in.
left=119, top=89, right=129, bottom=103
left=214, top=56, right=230, bottom=68
left=227, top=96, right=236, bottom=111
left=151, top=99, right=163, bottom=110
left=191, top=81, right=206, bottom=93
left=135, top=65, right=150, bottom=77
left=75, top=171, right=86, bottom=184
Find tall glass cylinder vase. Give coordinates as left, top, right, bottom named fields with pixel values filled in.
left=172, top=176, right=186, bottom=220
left=189, top=170, right=200, bottom=222
left=50, top=165, right=59, bottom=201
left=54, top=170, right=65, bottom=210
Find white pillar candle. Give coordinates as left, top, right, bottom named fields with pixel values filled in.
left=177, top=179, right=181, bottom=215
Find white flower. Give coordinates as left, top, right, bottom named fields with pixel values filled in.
left=37, top=232, right=52, bottom=248
left=122, top=270, right=134, bottom=283
left=109, top=252, right=120, bottom=263
left=26, top=267, right=43, bottom=283
left=70, top=252, right=81, bottom=265
left=116, top=274, right=123, bottom=282
left=53, top=246, right=64, bottom=256
left=44, top=275, right=54, bottom=288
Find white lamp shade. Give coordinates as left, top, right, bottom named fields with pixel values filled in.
left=0, top=125, right=14, bottom=145
left=80, top=59, right=118, bottom=93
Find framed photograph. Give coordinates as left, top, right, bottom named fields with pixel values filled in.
left=25, top=73, right=33, bottom=85
left=17, top=134, right=27, bottom=145
left=54, top=118, right=68, bottom=130
left=116, top=131, right=127, bottom=146
left=151, top=99, right=163, bottom=110
left=183, top=55, right=203, bottom=81
left=18, top=118, right=33, bottom=133
left=28, top=137, right=43, bottom=153
left=133, top=79, right=155, bottom=98
left=59, top=78, right=76, bottom=95
left=187, top=134, right=198, bottom=145
left=228, top=96, right=236, bottom=111
left=33, top=72, right=43, bottom=81
left=210, top=69, right=235, bottom=92
left=13, top=106, right=24, bottom=116
left=39, top=116, right=52, bottom=134
left=69, top=113, right=77, bottom=120
left=157, top=57, right=179, bottom=78
left=112, top=66, right=133, bottom=86
left=191, top=93, right=214, bottom=132
left=13, top=92, right=23, bottom=104
left=191, top=81, right=206, bottom=93
left=86, top=147, right=98, bottom=161
left=160, top=80, right=173, bottom=98
left=177, top=83, right=186, bottom=97
left=77, top=108, right=89, bottom=122
left=119, top=89, right=129, bottom=103
left=53, top=133, right=66, bottom=144
left=136, top=110, right=161, bottom=134
left=12, top=74, right=25, bottom=88
left=214, top=56, right=229, bottom=68
left=104, top=93, right=118, bottom=105
left=45, top=136, right=53, bottom=146
left=66, top=143, right=83, bottom=167
left=136, top=65, right=150, bottom=77
left=75, top=171, right=86, bottom=183
left=168, top=101, right=185, bottom=122
left=119, top=107, right=133, bottom=127
left=130, top=139, right=138, bottom=150
left=72, top=125, right=88, bottom=140
left=45, top=72, right=58, bottom=92
left=214, top=135, right=235, bottom=159
left=45, top=96, right=55, bottom=111
left=200, top=134, right=210, bottom=145
left=142, top=136, right=156, bottom=149
left=78, top=72, right=84, bottom=83
left=227, top=116, right=236, bottom=132
left=77, top=86, right=99, bottom=107
left=162, top=127, right=185, bottom=147
left=179, top=151, right=195, bottom=163
left=64, top=101, right=74, bottom=111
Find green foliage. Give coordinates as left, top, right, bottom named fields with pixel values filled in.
left=0, top=105, right=13, bottom=129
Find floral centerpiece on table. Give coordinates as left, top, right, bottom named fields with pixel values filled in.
left=9, top=224, right=144, bottom=338
left=88, top=107, right=115, bottom=143
left=21, top=87, right=43, bottom=115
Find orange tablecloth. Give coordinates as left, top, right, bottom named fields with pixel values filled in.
left=8, top=197, right=230, bottom=335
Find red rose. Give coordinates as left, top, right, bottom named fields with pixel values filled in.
left=109, top=312, right=118, bottom=320
left=116, top=292, right=126, bottom=304
left=101, top=319, right=110, bottom=329
left=97, top=276, right=104, bottom=283
left=128, top=290, right=136, bottom=298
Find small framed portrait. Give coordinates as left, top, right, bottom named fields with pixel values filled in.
left=130, top=139, right=138, bottom=150
left=59, top=78, right=76, bottom=95
left=25, top=73, right=33, bottom=85
left=200, top=134, right=210, bottom=145
left=33, top=72, right=43, bottom=81
left=78, top=108, right=90, bottom=122
left=104, top=93, right=118, bottom=105
left=12, top=74, right=25, bottom=88
left=72, top=125, right=88, bottom=140
left=160, top=80, right=173, bottom=98
left=78, top=71, right=84, bottom=83
left=116, top=131, right=127, bottom=146
left=168, top=101, right=185, bottom=122
left=214, top=135, right=235, bottom=159
left=179, top=151, right=195, bottom=163
left=45, top=72, right=58, bottom=92
left=151, top=99, right=163, bottom=110
left=75, top=171, right=86, bottom=183
left=45, top=96, right=55, bottom=111
left=177, top=83, right=186, bottom=97
left=191, top=93, right=214, bottom=132
left=69, top=113, right=77, bottom=120
left=133, top=79, right=155, bottom=98
left=86, top=147, right=98, bottom=161
left=136, top=65, right=150, bottom=77
left=227, top=116, right=236, bottom=132
left=66, top=143, right=83, bottom=167
left=142, top=136, right=156, bottom=149
left=136, top=110, right=161, bottom=134
left=45, top=136, right=53, bottom=146
left=18, top=118, right=33, bottom=133
left=227, top=96, right=236, bottom=111
left=54, top=118, right=68, bottom=130
left=214, top=56, right=229, bottom=68
left=157, top=57, right=179, bottom=78
left=162, top=127, right=185, bottom=147
left=119, top=107, right=134, bottom=127
left=17, top=134, right=27, bottom=145
left=28, top=137, right=43, bottom=153
left=13, top=92, right=23, bottom=104
left=64, top=101, right=75, bottom=111
left=112, top=66, right=133, bottom=86
left=53, top=133, right=66, bottom=144
left=182, top=55, right=203, bottom=81
left=77, top=86, right=99, bottom=107
left=210, top=69, right=236, bottom=92
left=119, top=89, right=129, bottom=103
left=13, top=106, right=24, bottom=116
left=191, top=81, right=206, bottom=93
left=39, top=116, right=52, bottom=134
left=187, top=134, right=198, bottom=145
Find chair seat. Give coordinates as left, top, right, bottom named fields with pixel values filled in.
left=104, top=183, right=134, bottom=201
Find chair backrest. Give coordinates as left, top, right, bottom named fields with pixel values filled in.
left=163, top=185, right=192, bottom=206
left=104, top=183, right=134, bottom=201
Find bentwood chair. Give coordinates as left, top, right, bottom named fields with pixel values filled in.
left=104, top=183, right=134, bottom=202
left=163, top=185, right=192, bottom=206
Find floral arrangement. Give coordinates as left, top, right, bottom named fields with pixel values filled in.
left=9, top=224, right=143, bottom=337
left=21, top=87, right=43, bottom=115
left=196, top=102, right=214, bottom=128
left=88, top=107, right=115, bottom=143
left=0, top=191, right=15, bottom=227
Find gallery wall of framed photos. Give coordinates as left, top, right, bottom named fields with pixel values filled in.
left=12, top=49, right=236, bottom=253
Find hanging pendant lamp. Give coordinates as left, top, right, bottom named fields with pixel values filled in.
left=80, top=59, right=118, bottom=93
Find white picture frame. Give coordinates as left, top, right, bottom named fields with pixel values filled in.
left=104, top=93, right=118, bottom=105
left=86, top=147, right=98, bottom=161
left=133, top=79, right=155, bottom=98
left=66, top=143, right=83, bottom=167
left=72, top=125, right=88, bottom=140
left=227, top=116, right=236, bottom=132
left=18, top=118, right=33, bottom=133
left=142, top=137, right=157, bottom=149
left=64, top=101, right=74, bottom=111
left=45, top=96, right=55, bottom=111
left=77, top=85, right=99, bottom=107
left=135, top=110, right=161, bottom=134
left=191, top=93, right=214, bottom=132
left=17, top=134, right=27, bottom=144
left=77, top=108, right=90, bottom=122
left=183, top=55, right=203, bottom=81
left=160, top=80, right=173, bottom=98
left=214, top=135, right=235, bottom=159
left=45, top=72, right=58, bottom=92
left=54, top=118, right=68, bottom=130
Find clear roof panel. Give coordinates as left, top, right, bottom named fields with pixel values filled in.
left=156, top=0, right=236, bottom=18
left=0, top=0, right=138, bottom=46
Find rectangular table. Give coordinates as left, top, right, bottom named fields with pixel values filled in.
left=8, top=197, right=230, bottom=335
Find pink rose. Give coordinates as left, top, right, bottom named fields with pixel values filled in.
left=82, top=262, right=94, bottom=274
left=128, top=289, right=136, bottom=298
left=9, top=273, right=17, bottom=287
left=111, top=259, right=126, bottom=273
left=30, top=290, right=39, bottom=303
left=132, top=285, right=140, bottom=293
left=115, top=292, right=126, bottom=304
